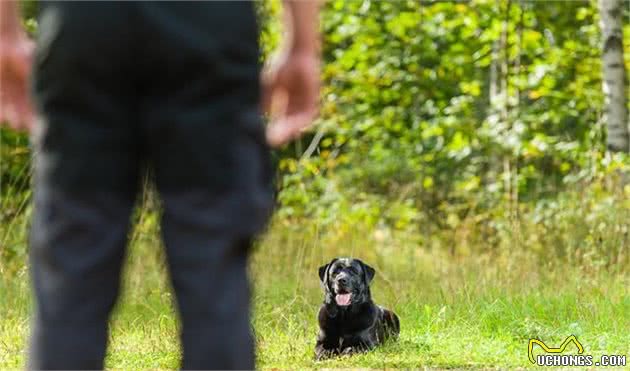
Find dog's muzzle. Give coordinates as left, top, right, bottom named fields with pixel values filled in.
left=334, top=276, right=353, bottom=306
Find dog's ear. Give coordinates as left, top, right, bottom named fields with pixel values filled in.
left=318, top=258, right=338, bottom=283
left=358, top=260, right=376, bottom=284
left=318, top=264, right=329, bottom=283
left=319, top=259, right=339, bottom=316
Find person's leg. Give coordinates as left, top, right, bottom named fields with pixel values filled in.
left=156, top=121, right=272, bottom=370
left=161, top=206, right=256, bottom=369
left=137, top=2, right=273, bottom=368
left=29, top=191, right=136, bottom=369
left=150, top=73, right=274, bottom=369
left=28, top=3, right=139, bottom=369
left=154, top=105, right=272, bottom=370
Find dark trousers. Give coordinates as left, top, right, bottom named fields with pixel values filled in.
left=28, top=2, right=272, bottom=369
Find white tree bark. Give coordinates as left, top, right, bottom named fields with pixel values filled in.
left=599, top=0, right=629, bottom=152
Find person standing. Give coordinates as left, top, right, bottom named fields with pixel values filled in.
left=0, top=1, right=320, bottom=369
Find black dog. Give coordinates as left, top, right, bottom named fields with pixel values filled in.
left=315, top=258, right=400, bottom=359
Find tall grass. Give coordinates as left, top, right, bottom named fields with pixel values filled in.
left=1, top=177, right=629, bottom=368
left=252, top=212, right=629, bottom=368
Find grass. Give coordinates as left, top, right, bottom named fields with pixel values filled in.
left=1, top=208, right=629, bottom=369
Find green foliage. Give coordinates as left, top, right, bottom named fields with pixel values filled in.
left=2, top=0, right=629, bottom=270
left=0, top=129, right=30, bottom=197
left=0, top=129, right=31, bottom=266
left=271, top=0, right=630, bottom=253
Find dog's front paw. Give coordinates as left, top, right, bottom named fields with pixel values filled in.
left=341, top=347, right=355, bottom=356
left=314, top=349, right=335, bottom=361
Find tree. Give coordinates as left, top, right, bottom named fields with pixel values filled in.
left=598, top=0, right=629, bottom=153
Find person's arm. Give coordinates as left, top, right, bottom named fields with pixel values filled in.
left=0, top=0, right=34, bottom=132
left=1, top=0, right=22, bottom=37
left=262, top=0, right=321, bottom=148
left=284, top=0, right=319, bottom=56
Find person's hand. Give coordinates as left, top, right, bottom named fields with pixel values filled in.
left=262, top=51, right=320, bottom=148
left=0, top=32, right=35, bottom=132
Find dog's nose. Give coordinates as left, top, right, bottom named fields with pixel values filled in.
left=338, top=277, right=348, bottom=285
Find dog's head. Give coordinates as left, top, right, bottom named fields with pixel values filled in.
left=318, top=258, right=376, bottom=311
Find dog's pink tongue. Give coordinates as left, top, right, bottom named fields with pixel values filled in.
left=335, top=293, right=352, bottom=306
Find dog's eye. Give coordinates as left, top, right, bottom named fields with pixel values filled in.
left=332, top=267, right=341, bottom=275
left=348, top=266, right=358, bottom=274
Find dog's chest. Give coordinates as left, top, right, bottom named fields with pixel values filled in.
left=335, top=313, right=379, bottom=346
left=339, top=331, right=364, bottom=347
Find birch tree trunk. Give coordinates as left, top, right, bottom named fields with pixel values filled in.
left=599, top=0, right=629, bottom=153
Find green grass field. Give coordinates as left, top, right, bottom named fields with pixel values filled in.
left=1, top=212, right=629, bottom=369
